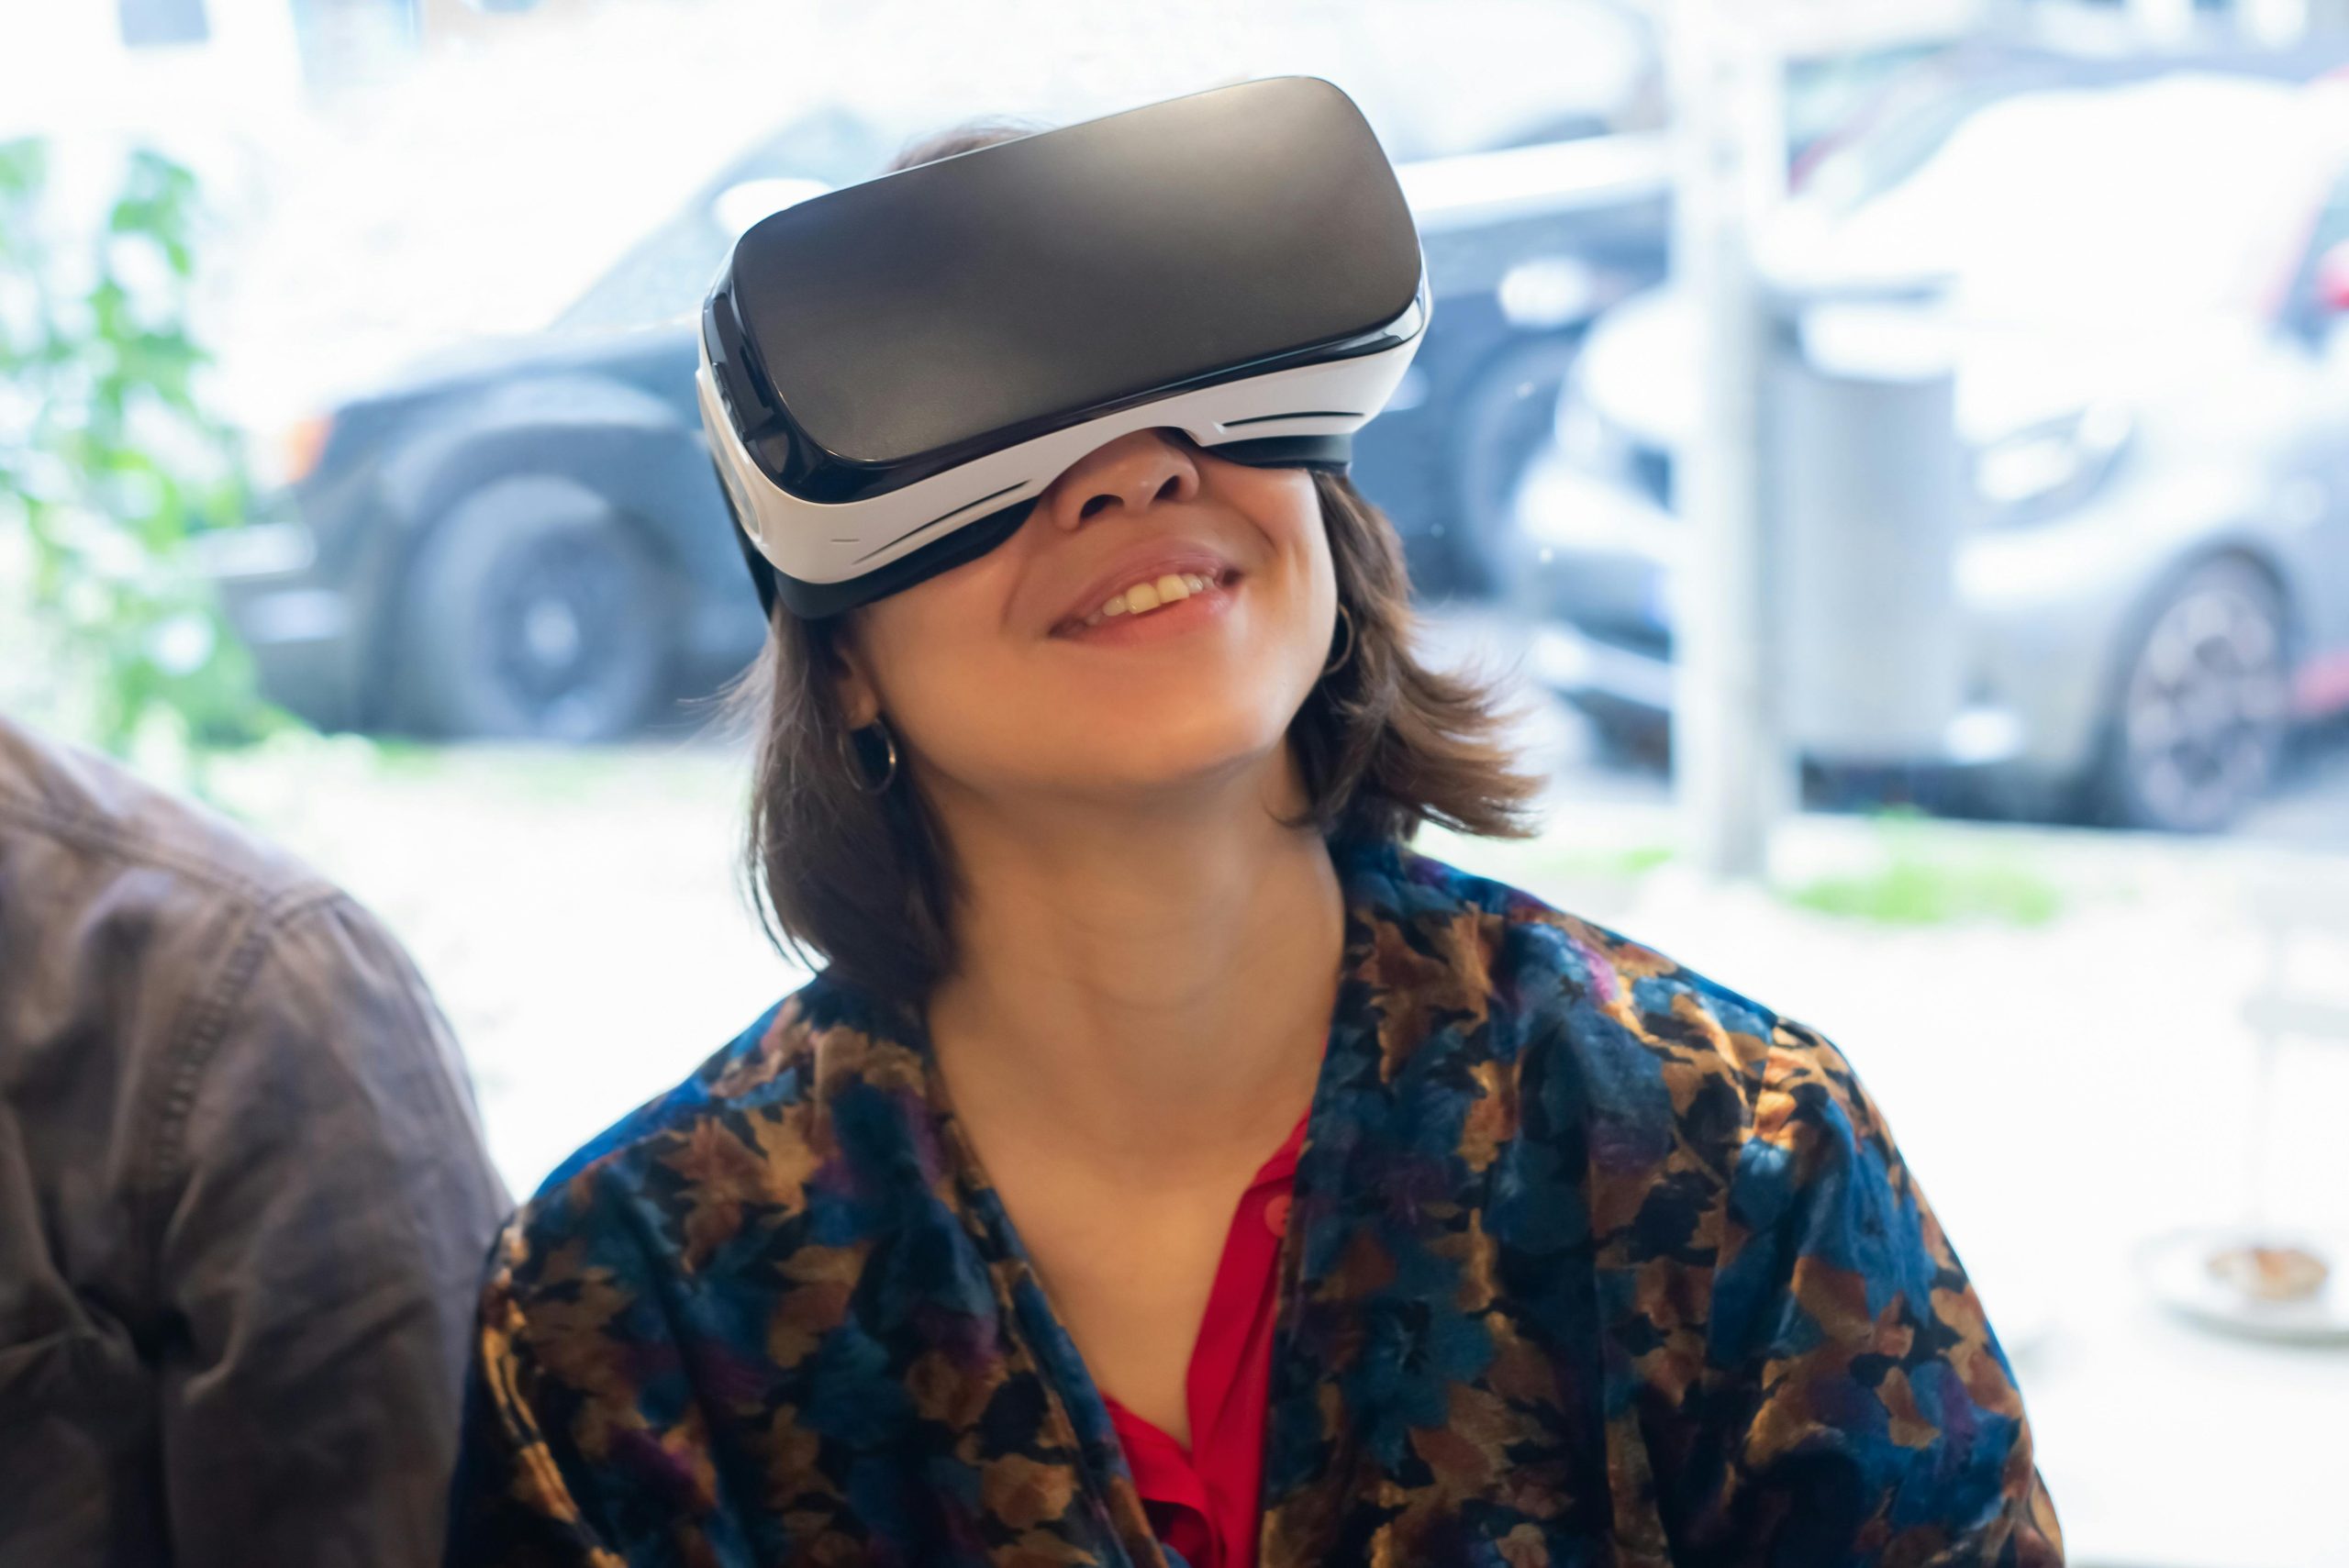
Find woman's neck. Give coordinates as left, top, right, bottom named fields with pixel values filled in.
left=922, top=764, right=1344, bottom=1189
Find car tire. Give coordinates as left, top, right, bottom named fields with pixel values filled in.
left=1447, top=331, right=1586, bottom=597
left=393, top=484, right=675, bottom=742
left=2081, top=556, right=2294, bottom=834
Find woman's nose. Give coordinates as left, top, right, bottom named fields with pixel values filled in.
left=1041, top=430, right=1201, bottom=532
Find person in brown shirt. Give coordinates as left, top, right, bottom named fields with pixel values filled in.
left=0, top=713, right=510, bottom=1566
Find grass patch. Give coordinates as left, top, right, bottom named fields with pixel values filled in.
left=1776, top=813, right=2064, bottom=927
left=1416, top=825, right=1678, bottom=890
left=366, top=735, right=444, bottom=778
left=1542, top=842, right=1677, bottom=880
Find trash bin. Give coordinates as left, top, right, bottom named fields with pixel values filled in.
left=1765, top=299, right=1965, bottom=762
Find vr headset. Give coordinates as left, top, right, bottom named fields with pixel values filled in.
left=696, top=74, right=1430, bottom=619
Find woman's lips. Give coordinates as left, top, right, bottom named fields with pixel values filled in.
left=1084, top=569, right=1213, bottom=626
left=1052, top=549, right=1240, bottom=633
left=1051, top=555, right=1241, bottom=637
left=1052, top=569, right=1241, bottom=643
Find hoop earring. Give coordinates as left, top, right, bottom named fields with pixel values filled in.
left=1322, top=602, right=1356, bottom=678
left=841, top=717, right=899, bottom=795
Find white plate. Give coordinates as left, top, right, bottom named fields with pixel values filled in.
left=2133, top=1226, right=2349, bottom=1346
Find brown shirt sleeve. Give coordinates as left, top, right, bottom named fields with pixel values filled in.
left=151, top=889, right=511, bottom=1568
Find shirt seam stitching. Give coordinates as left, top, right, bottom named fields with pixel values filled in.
left=0, top=791, right=296, bottom=907
left=132, top=884, right=359, bottom=1294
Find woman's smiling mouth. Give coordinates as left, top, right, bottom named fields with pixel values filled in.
left=1083, top=571, right=1216, bottom=627
left=1051, top=556, right=1242, bottom=640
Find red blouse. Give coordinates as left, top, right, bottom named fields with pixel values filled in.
left=1101, top=1113, right=1307, bottom=1568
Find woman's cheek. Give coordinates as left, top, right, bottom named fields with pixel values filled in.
left=891, top=639, right=1060, bottom=780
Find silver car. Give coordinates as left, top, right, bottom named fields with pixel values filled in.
left=1510, top=70, right=2349, bottom=832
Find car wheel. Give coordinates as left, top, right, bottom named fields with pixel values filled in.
left=1448, top=332, right=1586, bottom=596
left=393, top=486, right=674, bottom=742
left=2084, top=557, right=2294, bottom=833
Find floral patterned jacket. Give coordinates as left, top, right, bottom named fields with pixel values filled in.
left=445, top=837, right=2063, bottom=1567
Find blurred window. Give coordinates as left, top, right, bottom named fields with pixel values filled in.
left=550, top=3, right=1663, bottom=338
left=1812, top=74, right=2349, bottom=325
left=551, top=109, right=895, bottom=334
left=1785, top=39, right=1957, bottom=171
left=2277, top=165, right=2349, bottom=337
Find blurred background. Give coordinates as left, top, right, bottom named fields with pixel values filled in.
left=6, top=1, right=2349, bottom=1561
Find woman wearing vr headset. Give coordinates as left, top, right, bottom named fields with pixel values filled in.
left=447, top=82, right=2061, bottom=1568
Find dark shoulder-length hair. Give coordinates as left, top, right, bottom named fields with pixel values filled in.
left=722, top=118, right=1542, bottom=1004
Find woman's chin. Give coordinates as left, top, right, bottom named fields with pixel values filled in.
left=1008, top=719, right=1298, bottom=808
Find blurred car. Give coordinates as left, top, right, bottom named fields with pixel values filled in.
left=208, top=93, right=1671, bottom=740
left=1512, top=70, right=2349, bottom=833
left=210, top=19, right=2305, bottom=744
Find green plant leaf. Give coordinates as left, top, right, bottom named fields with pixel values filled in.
left=2, top=136, right=295, bottom=779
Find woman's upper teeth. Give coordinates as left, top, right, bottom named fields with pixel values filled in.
left=1084, top=573, right=1214, bottom=626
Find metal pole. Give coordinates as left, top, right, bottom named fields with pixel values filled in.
left=1664, top=0, right=1791, bottom=881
